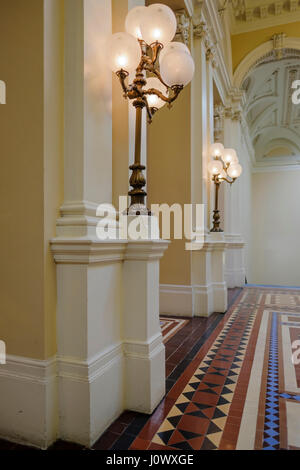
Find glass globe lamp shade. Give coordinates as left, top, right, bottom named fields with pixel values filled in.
left=145, top=77, right=167, bottom=109
left=125, top=6, right=147, bottom=40
left=140, top=3, right=177, bottom=45
left=227, top=163, right=243, bottom=179
left=160, top=50, right=195, bottom=87
left=222, top=148, right=238, bottom=165
left=210, top=143, right=224, bottom=158
left=208, top=160, right=223, bottom=176
left=107, top=32, right=141, bottom=73
left=218, top=169, right=227, bottom=181
left=159, top=41, right=191, bottom=64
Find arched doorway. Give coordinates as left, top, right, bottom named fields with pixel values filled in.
left=234, top=38, right=300, bottom=286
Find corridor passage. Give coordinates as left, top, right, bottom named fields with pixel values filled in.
left=95, top=287, right=300, bottom=451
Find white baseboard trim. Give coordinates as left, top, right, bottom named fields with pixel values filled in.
left=0, top=355, right=58, bottom=449
left=57, top=342, right=124, bottom=447
left=123, top=332, right=163, bottom=359
left=160, top=285, right=194, bottom=317
left=225, top=267, right=246, bottom=288
left=0, top=343, right=125, bottom=449
left=160, top=283, right=227, bottom=318
left=57, top=342, right=123, bottom=383
left=225, top=236, right=246, bottom=288
left=212, top=282, right=228, bottom=313
left=124, top=337, right=165, bottom=414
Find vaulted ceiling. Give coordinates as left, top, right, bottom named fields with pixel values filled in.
left=243, top=51, right=300, bottom=166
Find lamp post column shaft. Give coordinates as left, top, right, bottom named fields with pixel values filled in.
left=211, top=181, right=223, bottom=232
left=215, top=181, right=219, bottom=212
left=134, top=105, right=142, bottom=166
left=128, top=103, right=147, bottom=209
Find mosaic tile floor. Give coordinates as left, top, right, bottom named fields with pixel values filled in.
left=127, top=287, right=300, bottom=450
left=1, top=290, right=242, bottom=451
left=6, top=287, right=300, bottom=451
left=160, top=317, right=189, bottom=344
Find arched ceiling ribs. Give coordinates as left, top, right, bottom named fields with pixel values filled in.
left=249, top=103, right=277, bottom=138
left=239, top=47, right=300, bottom=167
left=254, top=127, right=300, bottom=161
left=246, top=95, right=277, bottom=115
left=233, top=38, right=300, bottom=89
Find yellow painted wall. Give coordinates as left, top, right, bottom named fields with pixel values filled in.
left=44, top=0, right=64, bottom=358
left=232, top=21, right=300, bottom=72
left=147, top=86, right=191, bottom=286
left=112, top=0, right=146, bottom=207
left=0, top=0, right=63, bottom=359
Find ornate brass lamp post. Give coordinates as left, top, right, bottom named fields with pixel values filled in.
left=208, top=143, right=243, bottom=232
left=107, top=4, right=195, bottom=214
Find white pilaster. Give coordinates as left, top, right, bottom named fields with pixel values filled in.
left=192, top=235, right=227, bottom=316
left=51, top=240, right=126, bottom=446
left=225, top=234, right=246, bottom=288
left=50, top=0, right=169, bottom=448
left=189, top=22, right=227, bottom=317
left=51, top=237, right=169, bottom=446
left=61, top=0, right=113, bottom=236
left=210, top=233, right=228, bottom=312
left=223, top=109, right=246, bottom=288
left=123, top=240, right=169, bottom=414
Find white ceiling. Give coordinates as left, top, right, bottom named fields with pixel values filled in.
left=243, top=51, right=300, bottom=167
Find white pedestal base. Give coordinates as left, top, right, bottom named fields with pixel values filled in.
left=50, top=236, right=168, bottom=447
left=160, top=234, right=228, bottom=318
left=225, top=234, right=246, bottom=288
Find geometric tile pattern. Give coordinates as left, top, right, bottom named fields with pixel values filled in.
left=263, top=313, right=280, bottom=450
left=127, top=287, right=300, bottom=451
left=88, top=286, right=299, bottom=452
left=240, top=289, right=300, bottom=310
left=151, top=305, right=256, bottom=450
left=265, top=294, right=300, bottom=309
left=280, top=393, right=300, bottom=402
left=3, top=287, right=300, bottom=452
left=160, top=317, right=189, bottom=344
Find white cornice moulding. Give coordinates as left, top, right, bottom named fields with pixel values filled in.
left=125, top=240, right=170, bottom=261
left=51, top=239, right=127, bottom=264
left=56, top=200, right=118, bottom=237
left=51, top=238, right=170, bottom=264
left=204, top=0, right=223, bottom=44
left=200, top=3, right=233, bottom=105
left=252, top=164, right=300, bottom=173
left=184, top=0, right=194, bottom=17
left=225, top=233, right=245, bottom=249
left=231, top=11, right=300, bottom=36
left=60, top=200, right=100, bottom=217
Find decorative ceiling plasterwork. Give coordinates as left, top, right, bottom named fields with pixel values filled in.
left=174, top=1, right=300, bottom=171
left=192, top=0, right=234, bottom=100
left=171, top=0, right=236, bottom=106
left=242, top=52, right=300, bottom=167
left=175, top=9, right=191, bottom=45
left=228, top=0, right=300, bottom=34
left=192, top=1, right=255, bottom=157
